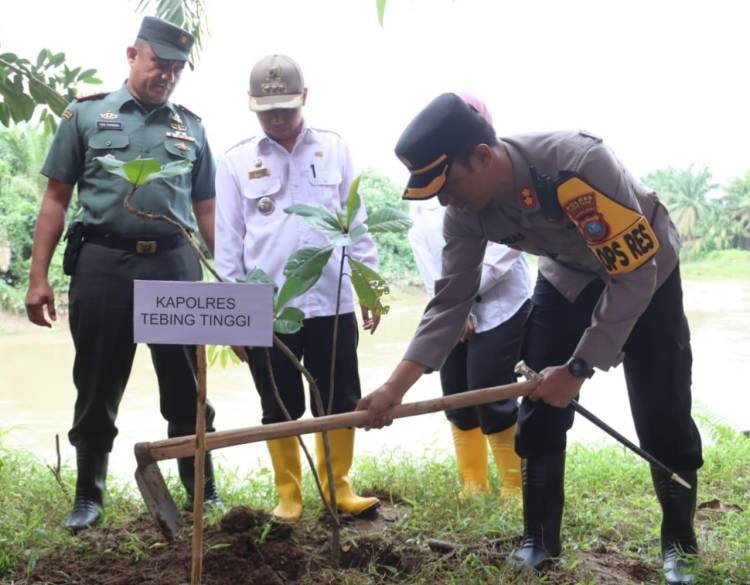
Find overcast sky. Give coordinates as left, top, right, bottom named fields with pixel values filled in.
left=3, top=0, right=749, bottom=189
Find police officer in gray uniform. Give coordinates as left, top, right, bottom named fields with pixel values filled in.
left=25, top=17, right=219, bottom=533
left=358, top=93, right=702, bottom=584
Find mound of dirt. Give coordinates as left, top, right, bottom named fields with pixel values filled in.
left=15, top=503, right=660, bottom=584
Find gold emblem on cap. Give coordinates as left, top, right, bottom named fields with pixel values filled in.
left=179, top=34, right=189, bottom=45
left=261, top=66, right=287, bottom=95
left=99, top=112, right=118, bottom=120
left=257, top=196, right=275, bottom=215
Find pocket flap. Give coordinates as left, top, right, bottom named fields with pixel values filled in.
left=88, top=133, right=129, bottom=150
left=165, top=139, right=198, bottom=161
left=308, top=167, right=342, bottom=186
left=242, top=177, right=282, bottom=199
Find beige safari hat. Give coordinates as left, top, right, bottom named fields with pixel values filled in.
left=248, top=54, right=305, bottom=111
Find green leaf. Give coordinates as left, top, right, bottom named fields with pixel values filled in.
left=94, top=156, right=130, bottom=182
left=49, top=52, right=65, bottom=67
left=284, top=203, right=343, bottom=238
left=141, top=159, right=193, bottom=184
left=348, top=223, right=369, bottom=246
left=0, top=103, right=9, bottom=126
left=244, top=266, right=276, bottom=287
left=365, top=207, right=412, bottom=233
left=283, top=245, right=334, bottom=279
left=376, top=0, right=387, bottom=27
left=122, top=158, right=163, bottom=186
left=273, top=306, right=305, bottom=334
left=345, top=174, right=362, bottom=229
left=0, top=53, right=18, bottom=64
left=275, top=246, right=333, bottom=311
left=348, top=257, right=390, bottom=315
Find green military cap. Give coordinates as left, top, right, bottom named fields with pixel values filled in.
left=137, top=16, right=194, bottom=69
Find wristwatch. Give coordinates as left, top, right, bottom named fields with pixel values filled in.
left=567, top=357, right=595, bottom=379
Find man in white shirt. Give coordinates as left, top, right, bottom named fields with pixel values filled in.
left=215, top=54, right=380, bottom=521
left=409, top=198, right=531, bottom=497
left=408, top=95, right=532, bottom=498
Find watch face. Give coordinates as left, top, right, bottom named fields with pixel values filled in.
left=568, top=358, right=593, bottom=378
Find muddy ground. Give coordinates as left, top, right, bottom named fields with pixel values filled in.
left=14, top=493, right=661, bottom=585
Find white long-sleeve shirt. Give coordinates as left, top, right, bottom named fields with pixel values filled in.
left=215, top=124, right=378, bottom=318
left=408, top=199, right=532, bottom=333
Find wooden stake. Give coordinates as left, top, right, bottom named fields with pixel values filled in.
left=191, top=345, right=207, bottom=585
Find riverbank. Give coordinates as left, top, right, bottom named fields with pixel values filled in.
left=2, top=426, right=748, bottom=584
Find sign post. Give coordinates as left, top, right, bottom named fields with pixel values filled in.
left=134, top=280, right=273, bottom=585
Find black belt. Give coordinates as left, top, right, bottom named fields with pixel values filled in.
left=85, top=229, right=186, bottom=254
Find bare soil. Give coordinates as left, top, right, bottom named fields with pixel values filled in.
left=14, top=499, right=660, bottom=585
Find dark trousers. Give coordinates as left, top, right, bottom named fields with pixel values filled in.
left=249, top=313, right=361, bottom=424
left=518, top=266, right=703, bottom=470
left=67, top=242, right=216, bottom=452
left=440, top=300, right=531, bottom=434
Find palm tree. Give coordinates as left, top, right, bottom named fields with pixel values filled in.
left=642, top=165, right=717, bottom=242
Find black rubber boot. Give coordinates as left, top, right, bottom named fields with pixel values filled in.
left=651, top=466, right=698, bottom=584
left=64, top=449, right=108, bottom=534
left=509, top=452, right=565, bottom=570
left=178, top=452, right=221, bottom=510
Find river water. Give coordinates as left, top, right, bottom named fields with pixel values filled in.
left=1, top=278, right=748, bottom=485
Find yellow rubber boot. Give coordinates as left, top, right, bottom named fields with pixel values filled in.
left=487, top=424, right=522, bottom=497
left=315, top=428, right=379, bottom=516
left=450, top=423, right=490, bottom=497
left=266, top=437, right=303, bottom=521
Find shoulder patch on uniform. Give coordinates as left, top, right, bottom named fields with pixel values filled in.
left=61, top=109, right=74, bottom=120
left=578, top=130, right=602, bottom=142
left=310, top=127, right=342, bottom=139
left=176, top=103, right=202, bottom=121
left=225, top=136, right=258, bottom=155
left=556, top=173, right=660, bottom=275
left=74, top=91, right=109, bottom=102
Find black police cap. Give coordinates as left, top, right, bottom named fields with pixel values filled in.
left=395, top=92, right=489, bottom=200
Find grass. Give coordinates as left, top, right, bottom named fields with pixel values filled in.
left=2, top=421, right=749, bottom=584
left=680, top=249, right=750, bottom=279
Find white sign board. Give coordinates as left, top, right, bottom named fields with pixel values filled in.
left=133, top=280, right=274, bottom=346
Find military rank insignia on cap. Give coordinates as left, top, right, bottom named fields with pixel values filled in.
left=248, top=54, right=305, bottom=112
left=137, top=16, right=194, bottom=69
left=395, top=92, right=493, bottom=200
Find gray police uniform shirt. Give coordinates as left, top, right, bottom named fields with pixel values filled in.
left=41, top=84, right=215, bottom=236
left=404, top=131, right=680, bottom=372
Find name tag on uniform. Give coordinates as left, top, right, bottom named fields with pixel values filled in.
left=557, top=174, right=660, bottom=275
left=248, top=168, right=270, bottom=180
left=97, top=121, right=122, bottom=130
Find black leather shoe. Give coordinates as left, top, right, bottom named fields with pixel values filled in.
left=65, top=449, right=108, bottom=534
left=64, top=499, right=102, bottom=534
left=651, top=466, right=698, bottom=585
left=509, top=452, right=565, bottom=570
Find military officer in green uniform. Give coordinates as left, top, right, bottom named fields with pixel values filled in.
left=24, top=16, right=219, bottom=533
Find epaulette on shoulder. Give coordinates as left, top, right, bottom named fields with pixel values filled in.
left=310, top=127, right=342, bottom=139
left=225, top=136, right=257, bottom=155
left=75, top=91, right=109, bottom=102
left=176, top=103, right=201, bottom=121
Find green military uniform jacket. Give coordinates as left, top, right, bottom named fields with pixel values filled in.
left=404, top=131, right=681, bottom=372
left=42, top=83, right=215, bottom=236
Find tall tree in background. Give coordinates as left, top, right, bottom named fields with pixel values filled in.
left=724, top=171, right=750, bottom=249
left=642, top=165, right=717, bottom=242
